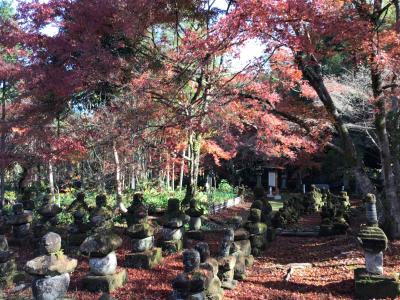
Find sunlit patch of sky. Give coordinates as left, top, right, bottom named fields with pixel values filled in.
left=12, top=0, right=264, bottom=69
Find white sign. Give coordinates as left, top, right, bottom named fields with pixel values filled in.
left=268, top=172, right=276, bottom=187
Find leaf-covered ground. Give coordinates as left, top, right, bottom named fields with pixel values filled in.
left=4, top=199, right=400, bottom=299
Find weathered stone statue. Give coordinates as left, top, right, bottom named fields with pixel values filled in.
left=171, top=249, right=215, bottom=299
left=33, top=196, right=62, bottom=241
left=245, top=208, right=267, bottom=256
left=25, top=232, right=77, bottom=300
left=90, top=194, right=113, bottom=231
left=20, top=189, right=35, bottom=211
left=66, top=192, right=90, bottom=214
left=67, top=211, right=90, bottom=247
left=8, top=203, right=33, bottom=245
left=124, top=194, right=162, bottom=269
left=185, top=199, right=204, bottom=231
left=216, top=229, right=238, bottom=290
left=80, top=232, right=127, bottom=293
left=0, top=235, right=17, bottom=288
left=160, top=198, right=188, bottom=253
left=304, top=184, right=323, bottom=213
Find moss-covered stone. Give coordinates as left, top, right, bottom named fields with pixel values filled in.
left=245, top=222, right=267, bottom=235
left=82, top=268, right=127, bottom=292
left=125, top=248, right=162, bottom=269
left=232, top=240, right=251, bottom=257
left=126, top=223, right=154, bottom=239
left=354, top=268, right=400, bottom=299
left=357, top=225, right=388, bottom=253
left=250, top=235, right=266, bottom=250
left=162, top=239, right=183, bottom=253
left=244, top=255, right=254, bottom=268
left=248, top=209, right=262, bottom=223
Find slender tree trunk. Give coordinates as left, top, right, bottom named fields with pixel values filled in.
left=131, top=165, right=136, bottom=190
left=0, top=81, right=6, bottom=208
left=179, top=149, right=185, bottom=190
left=166, top=160, right=170, bottom=189
left=172, top=159, right=175, bottom=191
left=48, top=162, right=55, bottom=202
left=113, top=141, right=123, bottom=204
left=185, top=132, right=202, bottom=202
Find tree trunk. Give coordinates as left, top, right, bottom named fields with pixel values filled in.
left=113, top=141, right=123, bottom=204
left=172, top=159, right=175, bottom=191
left=185, top=132, right=202, bottom=202
left=0, top=81, right=6, bottom=208
left=296, top=54, right=375, bottom=196
left=375, top=99, right=400, bottom=237
left=371, top=61, right=400, bottom=237
left=131, top=165, right=136, bottom=190
left=48, top=162, right=55, bottom=202
left=166, top=160, right=170, bottom=190
left=179, top=149, right=185, bottom=190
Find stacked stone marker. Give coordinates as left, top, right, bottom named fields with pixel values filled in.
left=34, top=197, right=62, bottom=242
left=80, top=232, right=127, bottom=293
left=90, top=194, right=113, bottom=230
left=124, top=194, right=162, bottom=269
left=171, top=249, right=214, bottom=300
left=185, top=199, right=204, bottom=231
left=195, top=242, right=224, bottom=300
left=0, top=235, right=17, bottom=288
left=67, top=210, right=90, bottom=247
left=21, top=189, right=35, bottom=211
left=354, top=193, right=400, bottom=299
left=358, top=194, right=387, bottom=275
left=161, top=198, right=188, bottom=253
left=217, top=228, right=237, bottom=290
left=25, top=232, right=77, bottom=300
left=230, top=217, right=254, bottom=280
left=8, top=203, right=33, bottom=245
left=245, top=208, right=267, bottom=256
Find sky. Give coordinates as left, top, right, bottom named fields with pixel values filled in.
left=11, top=0, right=264, bottom=68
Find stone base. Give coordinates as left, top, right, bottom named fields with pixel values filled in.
left=125, top=248, right=162, bottom=269
left=82, top=269, right=128, bottom=293
left=221, top=279, right=238, bottom=290
left=185, top=230, right=205, bottom=241
left=162, top=240, right=183, bottom=253
left=245, top=255, right=254, bottom=268
left=354, top=268, right=400, bottom=299
left=250, top=234, right=266, bottom=251
left=170, top=290, right=206, bottom=300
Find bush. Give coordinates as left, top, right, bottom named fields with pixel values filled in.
left=218, top=180, right=234, bottom=193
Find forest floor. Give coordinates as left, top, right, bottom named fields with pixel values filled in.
left=3, top=198, right=400, bottom=300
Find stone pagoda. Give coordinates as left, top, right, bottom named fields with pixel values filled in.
left=124, top=194, right=162, bottom=269
left=354, top=193, right=400, bottom=299
left=80, top=232, right=127, bottom=293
